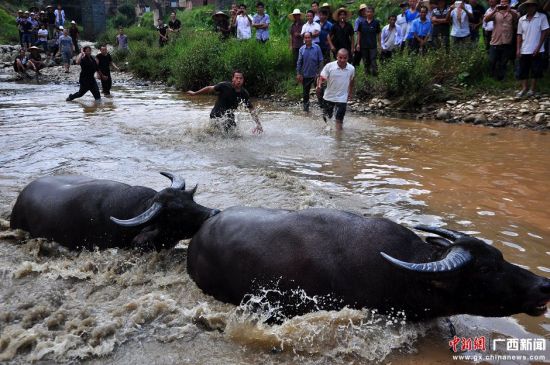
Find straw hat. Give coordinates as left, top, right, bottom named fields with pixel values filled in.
left=358, top=3, right=367, bottom=14
left=320, top=2, right=331, bottom=9
left=211, top=11, right=229, bottom=19
left=29, top=46, right=39, bottom=50
left=288, top=8, right=304, bottom=20
left=71, top=20, right=76, bottom=24
left=59, top=25, right=64, bottom=30
left=518, top=0, right=539, bottom=11
left=332, top=7, right=351, bottom=21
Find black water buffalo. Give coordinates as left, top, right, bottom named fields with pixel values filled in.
left=10, top=172, right=219, bottom=250
left=187, top=207, right=549, bottom=320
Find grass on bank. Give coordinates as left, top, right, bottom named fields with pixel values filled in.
left=0, top=6, right=19, bottom=44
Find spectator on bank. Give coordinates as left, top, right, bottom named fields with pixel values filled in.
left=320, top=3, right=333, bottom=23
left=46, top=5, right=56, bottom=39
left=49, top=26, right=63, bottom=59
left=230, top=3, right=239, bottom=36
left=297, top=32, right=324, bottom=112
left=236, top=4, right=253, bottom=40
left=470, top=0, right=486, bottom=44
left=21, top=13, right=33, bottom=49
left=485, top=0, right=519, bottom=80
left=96, top=45, right=120, bottom=96
left=69, top=21, right=80, bottom=54
left=397, top=2, right=409, bottom=45
left=168, top=11, right=182, bottom=38
left=157, top=19, right=169, bottom=47
left=116, top=27, right=129, bottom=51
left=30, top=13, right=39, bottom=44
left=353, top=4, right=368, bottom=66
left=27, top=46, right=44, bottom=75
left=36, top=23, right=49, bottom=53
left=515, top=0, right=549, bottom=97
left=317, top=9, right=334, bottom=63
left=253, top=2, right=270, bottom=43
left=39, top=10, right=48, bottom=26
left=54, top=4, right=65, bottom=28
left=312, top=1, right=320, bottom=22
left=317, top=48, right=355, bottom=131
left=13, top=49, right=29, bottom=76
left=58, top=28, right=74, bottom=73
left=213, top=11, right=231, bottom=39
left=66, top=46, right=101, bottom=102
left=302, top=10, right=321, bottom=44
left=448, top=0, right=473, bottom=44
left=410, top=6, right=432, bottom=53
left=354, top=4, right=368, bottom=32
left=381, top=14, right=403, bottom=60
left=404, top=0, right=421, bottom=47
left=432, top=0, right=451, bottom=50
left=329, top=8, right=354, bottom=58
left=289, top=9, right=305, bottom=66
left=16, top=10, right=24, bottom=46
left=483, top=0, right=497, bottom=51
left=356, top=6, right=381, bottom=75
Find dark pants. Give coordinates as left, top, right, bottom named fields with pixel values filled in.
left=380, top=50, right=393, bottom=62
left=470, top=27, right=480, bottom=44
left=323, top=100, right=347, bottom=122
left=432, top=32, right=450, bottom=51
left=483, top=30, right=492, bottom=52
left=100, top=74, right=112, bottom=94
left=320, top=47, right=331, bottom=64
left=452, top=36, right=470, bottom=45
left=302, top=77, right=316, bottom=111
left=361, top=48, right=377, bottom=75
left=408, top=37, right=428, bottom=54
left=68, top=78, right=101, bottom=101
left=518, top=53, right=545, bottom=80
left=489, top=44, right=512, bottom=81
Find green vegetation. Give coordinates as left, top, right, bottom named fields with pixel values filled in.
left=0, top=6, right=19, bottom=43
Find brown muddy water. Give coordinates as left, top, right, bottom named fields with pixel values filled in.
left=0, top=80, right=548, bottom=365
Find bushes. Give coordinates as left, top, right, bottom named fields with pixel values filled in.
left=369, top=46, right=489, bottom=106
left=112, top=4, right=137, bottom=28
left=0, top=7, right=19, bottom=44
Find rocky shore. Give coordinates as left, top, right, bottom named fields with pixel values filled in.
left=2, top=43, right=548, bottom=131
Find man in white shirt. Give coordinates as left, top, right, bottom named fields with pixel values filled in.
left=515, top=0, right=549, bottom=97
left=302, top=10, right=321, bottom=43
left=447, top=0, right=473, bottom=43
left=396, top=2, right=409, bottom=49
left=381, top=14, right=403, bottom=60
left=236, top=4, right=253, bottom=40
left=316, top=48, right=355, bottom=131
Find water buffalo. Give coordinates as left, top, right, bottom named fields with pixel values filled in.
left=10, top=172, right=220, bottom=250
left=187, top=207, right=549, bottom=321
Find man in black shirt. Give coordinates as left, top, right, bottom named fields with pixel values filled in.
left=328, top=8, right=354, bottom=58
left=96, top=45, right=120, bottom=96
left=168, top=12, right=181, bottom=38
left=158, top=19, right=169, bottom=47
left=66, top=46, right=101, bottom=102
left=187, top=70, right=263, bottom=134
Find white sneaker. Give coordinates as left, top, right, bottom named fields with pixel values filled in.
left=515, top=90, right=526, bottom=98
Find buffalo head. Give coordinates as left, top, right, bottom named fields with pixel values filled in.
left=110, top=172, right=220, bottom=244
left=381, top=226, right=550, bottom=318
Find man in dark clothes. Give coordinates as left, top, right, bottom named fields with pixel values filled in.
left=96, top=45, right=120, bottom=96
left=168, top=11, right=182, bottom=39
left=157, top=19, right=169, bottom=47
left=356, top=5, right=381, bottom=76
left=186, top=70, right=263, bottom=134
left=328, top=8, right=354, bottom=58
left=66, top=46, right=101, bottom=102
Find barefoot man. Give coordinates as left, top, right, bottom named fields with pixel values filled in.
left=187, top=70, right=263, bottom=134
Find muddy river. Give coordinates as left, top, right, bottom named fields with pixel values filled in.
left=0, top=80, right=548, bottom=364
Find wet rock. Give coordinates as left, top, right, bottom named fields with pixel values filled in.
left=464, top=114, right=486, bottom=124
left=534, top=113, right=546, bottom=124
left=519, top=109, right=530, bottom=114
left=381, top=99, right=392, bottom=106
left=436, top=108, right=451, bottom=120
left=446, top=100, right=458, bottom=105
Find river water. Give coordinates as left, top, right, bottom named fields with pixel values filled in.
left=0, top=80, right=548, bottom=364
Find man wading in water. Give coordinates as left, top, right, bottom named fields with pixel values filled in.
left=66, top=46, right=101, bottom=102
left=187, top=70, right=263, bottom=134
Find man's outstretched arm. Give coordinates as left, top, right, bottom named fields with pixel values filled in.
left=187, top=85, right=215, bottom=96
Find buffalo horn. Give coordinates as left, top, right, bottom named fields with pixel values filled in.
left=425, top=236, right=452, bottom=248
left=414, top=225, right=467, bottom=241
left=380, top=247, right=472, bottom=273
left=190, top=184, right=198, bottom=196
left=160, top=171, right=186, bottom=190
left=110, top=202, right=162, bottom=227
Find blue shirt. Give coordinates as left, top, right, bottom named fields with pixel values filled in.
left=409, top=18, right=432, bottom=38
left=296, top=43, right=324, bottom=78
left=316, top=19, right=333, bottom=50
left=405, top=9, right=420, bottom=39
left=253, top=13, right=270, bottom=41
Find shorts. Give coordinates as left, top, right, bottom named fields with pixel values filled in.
left=61, top=49, right=72, bottom=65
left=323, top=100, right=347, bottom=121
left=518, top=53, right=544, bottom=80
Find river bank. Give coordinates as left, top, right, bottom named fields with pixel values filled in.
left=2, top=42, right=549, bottom=131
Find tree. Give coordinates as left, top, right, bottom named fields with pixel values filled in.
left=216, top=0, right=233, bottom=10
